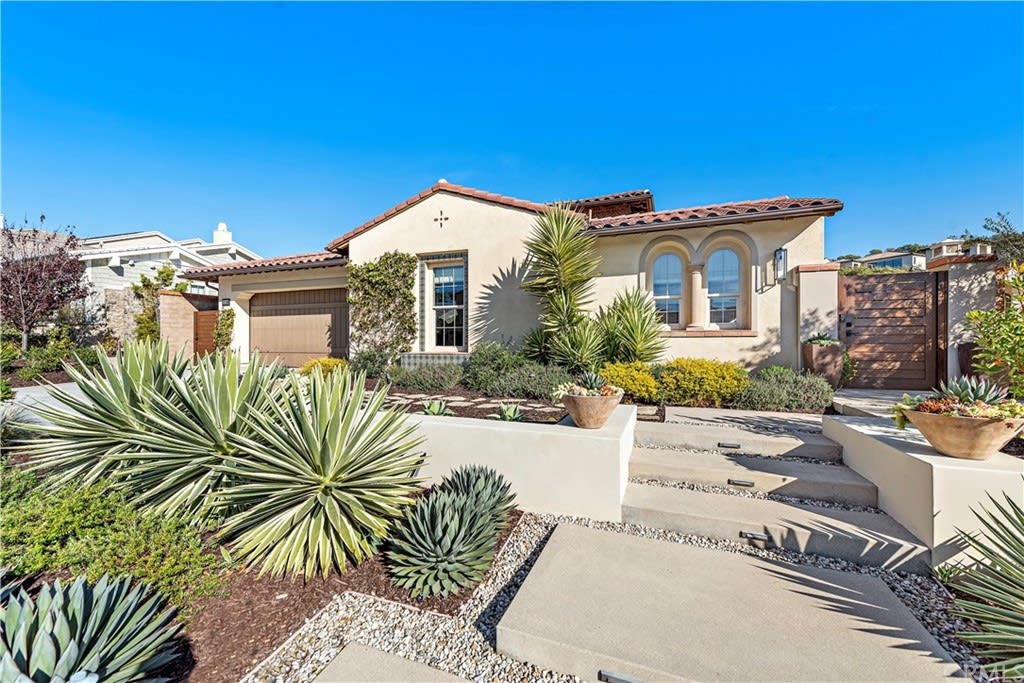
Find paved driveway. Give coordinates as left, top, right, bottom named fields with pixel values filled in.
left=11, top=382, right=84, bottom=413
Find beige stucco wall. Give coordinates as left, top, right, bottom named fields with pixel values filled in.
left=218, top=265, right=348, bottom=363
left=347, top=192, right=541, bottom=352
left=942, top=261, right=998, bottom=378
left=796, top=268, right=840, bottom=365
left=593, top=217, right=827, bottom=368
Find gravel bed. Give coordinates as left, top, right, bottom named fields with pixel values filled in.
left=634, top=442, right=842, bottom=466
left=243, top=511, right=985, bottom=683
left=662, top=417, right=824, bottom=435
left=629, top=476, right=883, bottom=514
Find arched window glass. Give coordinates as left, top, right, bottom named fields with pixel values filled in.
left=707, top=249, right=740, bottom=325
left=652, top=252, right=683, bottom=325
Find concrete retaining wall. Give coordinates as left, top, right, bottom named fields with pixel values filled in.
left=408, top=405, right=636, bottom=522
left=823, top=414, right=1024, bottom=566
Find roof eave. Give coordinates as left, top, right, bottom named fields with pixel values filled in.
left=183, top=257, right=349, bottom=282
left=589, top=204, right=843, bottom=237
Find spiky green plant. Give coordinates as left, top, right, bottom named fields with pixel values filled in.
left=949, top=491, right=1024, bottom=677
left=578, top=370, right=607, bottom=391
left=435, top=465, right=516, bottom=531
left=386, top=490, right=497, bottom=598
left=0, top=574, right=180, bottom=683
left=0, top=403, right=36, bottom=447
left=21, top=340, right=189, bottom=489
left=0, top=379, right=13, bottom=403
left=113, top=351, right=282, bottom=520
left=489, top=403, right=524, bottom=422
left=549, top=318, right=606, bottom=374
left=937, top=376, right=1008, bottom=405
left=217, top=370, right=425, bottom=577
left=421, top=399, right=453, bottom=416
left=522, top=204, right=600, bottom=308
left=521, top=327, right=550, bottom=363
left=599, top=287, right=668, bottom=364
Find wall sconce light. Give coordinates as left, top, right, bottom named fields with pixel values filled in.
left=774, top=247, right=788, bottom=283
left=220, top=298, right=230, bottom=309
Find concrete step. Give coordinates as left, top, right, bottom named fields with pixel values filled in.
left=621, top=483, right=930, bottom=573
left=630, top=447, right=878, bottom=507
left=634, top=419, right=842, bottom=461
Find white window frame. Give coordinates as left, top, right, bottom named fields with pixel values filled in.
left=706, top=248, right=742, bottom=329
left=428, top=260, right=467, bottom=351
left=649, top=250, right=686, bottom=329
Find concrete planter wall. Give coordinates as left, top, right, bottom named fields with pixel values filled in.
left=823, top=414, right=1024, bottom=566
left=802, top=342, right=843, bottom=388
left=407, top=405, right=636, bottom=522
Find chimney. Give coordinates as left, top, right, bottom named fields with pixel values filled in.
left=213, top=221, right=233, bottom=244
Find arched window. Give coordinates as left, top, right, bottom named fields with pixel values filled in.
left=652, top=252, right=684, bottom=325
left=707, top=248, right=741, bottom=326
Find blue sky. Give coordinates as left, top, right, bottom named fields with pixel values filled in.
left=2, top=2, right=1022, bottom=259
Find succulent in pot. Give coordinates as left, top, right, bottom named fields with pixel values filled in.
left=801, top=333, right=844, bottom=388
left=552, top=371, right=624, bottom=429
left=893, top=376, right=1024, bottom=460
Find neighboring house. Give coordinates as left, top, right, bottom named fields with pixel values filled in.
left=184, top=181, right=844, bottom=368
left=925, top=238, right=993, bottom=266
left=839, top=251, right=926, bottom=271
left=78, top=222, right=260, bottom=340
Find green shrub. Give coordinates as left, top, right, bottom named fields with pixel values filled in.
left=15, top=366, right=40, bottom=381
left=463, top=342, right=525, bottom=392
left=391, top=363, right=464, bottom=392
left=71, top=344, right=103, bottom=369
left=25, top=344, right=67, bottom=373
left=0, top=378, right=13, bottom=402
left=732, top=365, right=834, bottom=413
left=656, top=357, right=750, bottom=407
left=298, top=356, right=349, bottom=376
left=488, top=361, right=572, bottom=400
left=0, top=341, right=18, bottom=371
left=0, top=574, right=181, bottom=683
left=386, top=490, right=498, bottom=598
left=0, top=467, right=222, bottom=615
left=349, top=349, right=391, bottom=378
left=600, top=361, right=659, bottom=403
left=213, top=307, right=236, bottom=351
left=968, top=264, right=1024, bottom=397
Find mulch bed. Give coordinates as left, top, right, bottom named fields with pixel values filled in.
left=1001, top=436, right=1024, bottom=458
left=4, top=367, right=74, bottom=388
left=162, top=509, right=523, bottom=683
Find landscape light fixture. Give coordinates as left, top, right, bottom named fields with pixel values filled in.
left=774, top=247, right=789, bottom=283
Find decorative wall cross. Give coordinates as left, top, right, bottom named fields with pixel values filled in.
left=433, top=210, right=449, bottom=228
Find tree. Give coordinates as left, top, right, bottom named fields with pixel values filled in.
left=890, top=243, right=928, bottom=254
left=962, top=212, right=1024, bottom=263
left=0, top=217, right=89, bottom=351
left=834, top=253, right=861, bottom=261
left=868, top=248, right=883, bottom=255
left=130, top=263, right=185, bottom=342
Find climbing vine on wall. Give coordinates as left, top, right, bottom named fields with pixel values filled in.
left=213, top=308, right=235, bottom=351
left=347, top=251, right=418, bottom=366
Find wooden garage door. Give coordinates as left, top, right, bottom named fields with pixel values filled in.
left=250, top=289, right=348, bottom=366
left=838, top=273, right=947, bottom=390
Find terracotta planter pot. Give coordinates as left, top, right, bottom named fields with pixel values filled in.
left=562, top=393, right=622, bottom=429
left=802, top=343, right=844, bottom=388
left=902, top=409, right=1024, bottom=460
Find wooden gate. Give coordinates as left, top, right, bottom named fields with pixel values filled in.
left=193, top=310, right=218, bottom=357
left=838, top=272, right=947, bottom=390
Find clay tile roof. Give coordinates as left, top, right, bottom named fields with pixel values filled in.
left=326, top=181, right=548, bottom=251
left=183, top=251, right=348, bottom=281
left=587, top=195, right=843, bottom=234
left=567, top=189, right=653, bottom=206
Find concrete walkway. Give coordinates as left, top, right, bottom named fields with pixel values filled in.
left=10, top=382, right=83, bottom=410
left=314, top=643, right=465, bottom=682
left=498, top=524, right=960, bottom=682
left=833, top=389, right=915, bottom=419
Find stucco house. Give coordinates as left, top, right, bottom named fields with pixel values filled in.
left=838, top=250, right=927, bottom=271
left=184, top=181, right=844, bottom=368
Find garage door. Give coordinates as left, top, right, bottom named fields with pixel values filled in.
left=250, top=289, right=348, bottom=366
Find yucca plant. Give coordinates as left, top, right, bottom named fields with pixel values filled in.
left=599, top=287, right=667, bottom=363
left=521, top=327, right=550, bottom=363
left=386, top=490, right=497, bottom=598
left=0, top=574, right=180, bottom=683
left=217, top=370, right=425, bottom=577
left=522, top=204, right=600, bottom=307
left=949, top=491, right=1024, bottom=677
left=937, top=376, right=1008, bottom=405
left=549, top=318, right=606, bottom=374
left=22, top=340, right=189, bottom=490
left=421, top=399, right=453, bottom=416
left=114, top=351, right=282, bottom=520
left=435, top=465, right=516, bottom=531
left=489, top=403, right=524, bottom=422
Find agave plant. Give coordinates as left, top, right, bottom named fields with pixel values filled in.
left=22, top=340, right=189, bottom=490
left=599, top=287, right=667, bottom=364
left=114, top=351, right=283, bottom=520
left=937, top=376, right=1008, bottom=405
left=421, top=399, right=453, bottom=416
left=435, top=465, right=516, bottom=531
left=217, top=370, right=425, bottom=577
left=386, top=490, right=497, bottom=598
left=579, top=371, right=607, bottom=391
left=950, top=491, right=1024, bottom=677
left=0, top=574, right=180, bottom=683
left=489, top=403, right=524, bottom=422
